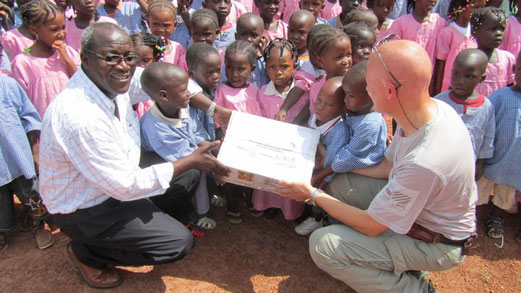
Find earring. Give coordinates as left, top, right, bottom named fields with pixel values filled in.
left=35, top=34, right=39, bottom=41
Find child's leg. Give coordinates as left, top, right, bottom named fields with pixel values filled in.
left=242, top=187, right=263, bottom=217
left=223, top=184, right=242, bottom=224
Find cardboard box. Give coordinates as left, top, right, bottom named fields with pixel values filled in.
left=217, top=111, right=320, bottom=193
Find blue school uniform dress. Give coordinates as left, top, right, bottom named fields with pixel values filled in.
left=213, top=24, right=236, bottom=51
left=435, top=91, right=495, bottom=160
left=96, top=2, right=145, bottom=34
left=171, top=22, right=191, bottom=49
left=483, top=87, right=521, bottom=191
left=0, top=76, right=41, bottom=186
left=331, top=112, right=387, bottom=175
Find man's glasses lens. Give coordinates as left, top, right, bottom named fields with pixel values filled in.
left=104, top=54, right=139, bottom=66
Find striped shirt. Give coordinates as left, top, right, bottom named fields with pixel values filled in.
left=483, top=87, right=521, bottom=191
left=435, top=91, right=495, bottom=160
left=39, top=68, right=173, bottom=214
left=0, top=75, right=41, bottom=186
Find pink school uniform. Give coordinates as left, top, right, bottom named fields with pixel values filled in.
left=499, top=16, right=521, bottom=59
left=475, top=49, right=516, bottom=97
left=320, top=0, right=342, bottom=20
left=385, top=13, right=446, bottom=70
left=240, top=0, right=255, bottom=12
left=214, top=83, right=262, bottom=115
left=281, top=0, right=299, bottom=23
left=11, top=46, right=80, bottom=116
left=162, top=40, right=189, bottom=72
left=65, top=16, right=118, bottom=51
left=264, top=20, right=288, bottom=41
left=135, top=99, right=154, bottom=119
left=436, top=23, right=477, bottom=92
left=1, top=29, right=34, bottom=62
left=257, top=79, right=310, bottom=122
left=227, top=0, right=247, bottom=24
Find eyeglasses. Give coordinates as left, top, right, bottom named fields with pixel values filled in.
left=84, top=50, right=139, bottom=66
left=373, top=34, right=401, bottom=89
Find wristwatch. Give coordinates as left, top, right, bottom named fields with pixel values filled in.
left=206, top=101, right=217, bottom=117
left=310, top=188, right=323, bottom=206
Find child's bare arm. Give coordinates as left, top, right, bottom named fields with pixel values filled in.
left=433, top=59, right=445, bottom=95
left=274, top=87, right=305, bottom=121
left=311, top=165, right=333, bottom=189
left=190, top=92, right=232, bottom=130
left=291, top=104, right=310, bottom=126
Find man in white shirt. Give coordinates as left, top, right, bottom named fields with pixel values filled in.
left=39, top=23, right=229, bottom=289
left=278, top=40, right=477, bottom=292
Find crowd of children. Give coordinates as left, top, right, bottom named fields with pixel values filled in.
left=0, top=0, right=520, bottom=253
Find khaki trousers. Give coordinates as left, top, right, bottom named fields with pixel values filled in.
left=309, top=173, right=465, bottom=293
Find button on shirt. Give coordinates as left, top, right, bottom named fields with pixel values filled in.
left=39, top=68, right=174, bottom=214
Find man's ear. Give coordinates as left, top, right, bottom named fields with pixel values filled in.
left=80, top=51, right=89, bottom=66
left=383, top=81, right=397, bottom=101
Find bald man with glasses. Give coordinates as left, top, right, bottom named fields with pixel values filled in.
left=278, top=40, right=477, bottom=292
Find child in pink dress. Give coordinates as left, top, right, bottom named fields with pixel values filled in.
left=499, top=0, right=521, bottom=57
left=276, top=26, right=352, bottom=123
left=281, top=0, right=300, bottom=23
left=0, top=9, right=34, bottom=62
left=368, top=0, right=395, bottom=35
left=226, top=0, right=248, bottom=24
left=147, top=0, right=188, bottom=71
left=214, top=40, right=261, bottom=115
left=66, top=0, right=118, bottom=51
left=434, top=0, right=485, bottom=94
left=255, top=0, right=288, bottom=41
left=11, top=1, right=80, bottom=117
left=214, top=40, right=261, bottom=223
left=131, top=32, right=163, bottom=119
left=384, top=0, right=447, bottom=70
left=471, top=7, right=515, bottom=96
left=320, top=0, right=342, bottom=20
left=254, top=39, right=308, bottom=220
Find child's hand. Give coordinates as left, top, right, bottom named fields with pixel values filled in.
left=214, top=106, right=232, bottom=131
left=274, top=109, right=287, bottom=121
left=52, top=40, right=69, bottom=58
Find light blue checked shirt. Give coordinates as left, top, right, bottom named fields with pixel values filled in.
left=96, top=2, right=145, bottom=34
left=483, top=87, right=521, bottom=191
left=0, top=75, right=41, bottom=186
left=331, top=112, right=387, bottom=174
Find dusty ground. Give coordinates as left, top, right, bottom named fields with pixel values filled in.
left=0, top=204, right=520, bottom=293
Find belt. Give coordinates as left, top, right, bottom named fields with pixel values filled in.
left=406, top=223, right=473, bottom=247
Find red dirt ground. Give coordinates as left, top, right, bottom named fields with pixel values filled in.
left=1, top=204, right=520, bottom=292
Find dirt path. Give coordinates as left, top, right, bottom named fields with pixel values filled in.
left=1, top=205, right=520, bottom=292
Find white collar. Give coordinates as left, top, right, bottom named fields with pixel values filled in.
left=150, top=103, right=189, bottom=128
left=308, top=114, right=342, bottom=135
left=264, top=80, right=294, bottom=99
left=450, top=22, right=471, bottom=37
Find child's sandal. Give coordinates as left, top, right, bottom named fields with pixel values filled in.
left=227, top=211, right=242, bottom=224
left=186, top=223, right=205, bottom=238
left=485, top=215, right=504, bottom=239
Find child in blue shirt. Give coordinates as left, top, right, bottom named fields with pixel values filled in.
left=97, top=0, right=145, bottom=34
left=140, top=63, right=216, bottom=236
left=296, top=62, right=387, bottom=235
left=434, top=49, right=495, bottom=178
left=477, top=50, right=521, bottom=241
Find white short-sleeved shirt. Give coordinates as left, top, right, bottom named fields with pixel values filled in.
left=368, top=100, right=477, bottom=240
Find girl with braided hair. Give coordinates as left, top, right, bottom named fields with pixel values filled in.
left=66, top=0, right=117, bottom=51
left=11, top=0, right=80, bottom=116
left=433, top=0, right=486, bottom=94
left=471, top=6, right=515, bottom=96
left=130, top=32, right=167, bottom=119
left=499, top=0, right=521, bottom=56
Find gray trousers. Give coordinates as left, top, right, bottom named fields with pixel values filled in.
left=309, top=173, right=465, bottom=293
